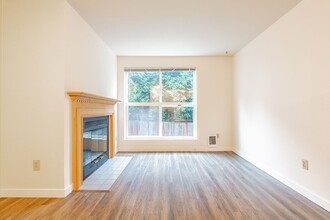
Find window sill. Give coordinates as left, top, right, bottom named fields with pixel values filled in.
left=124, top=136, right=198, bottom=141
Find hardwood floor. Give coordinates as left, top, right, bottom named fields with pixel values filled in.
left=0, top=152, right=329, bottom=219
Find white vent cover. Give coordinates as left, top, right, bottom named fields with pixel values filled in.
left=208, top=135, right=217, bottom=147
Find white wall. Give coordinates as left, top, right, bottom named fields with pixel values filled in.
left=0, top=0, right=3, bottom=196
left=65, top=3, right=117, bottom=98
left=117, top=56, right=233, bottom=151
left=0, top=0, right=117, bottom=197
left=0, top=0, right=67, bottom=196
left=234, top=0, right=330, bottom=211
left=64, top=2, right=117, bottom=188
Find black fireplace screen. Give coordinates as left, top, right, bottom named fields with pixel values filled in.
left=83, top=116, right=109, bottom=180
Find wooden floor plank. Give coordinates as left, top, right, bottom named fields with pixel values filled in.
left=0, top=152, right=329, bottom=220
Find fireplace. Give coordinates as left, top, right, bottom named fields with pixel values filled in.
left=68, top=92, right=120, bottom=190
left=83, top=116, right=109, bottom=179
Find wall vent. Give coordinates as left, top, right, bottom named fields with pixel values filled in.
left=208, top=135, right=217, bottom=147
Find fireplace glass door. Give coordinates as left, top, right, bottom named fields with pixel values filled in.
left=83, top=116, right=109, bottom=180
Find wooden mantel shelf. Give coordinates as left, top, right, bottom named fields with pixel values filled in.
left=67, top=92, right=121, bottom=105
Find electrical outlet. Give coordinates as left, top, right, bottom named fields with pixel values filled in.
left=33, top=160, right=40, bottom=171
left=302, top=159, right=309, bottom=170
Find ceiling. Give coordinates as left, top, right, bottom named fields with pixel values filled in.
left=67, top=0, right=301, bottom=56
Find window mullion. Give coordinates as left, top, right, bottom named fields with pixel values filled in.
left=159, top=70, right=163, bottom=137
left=160, top=102, right=194, bottom=107
left=126, top=69, right=196, bottom=139
left=127, top=102, right=159, bottom=106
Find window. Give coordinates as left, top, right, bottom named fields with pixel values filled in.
left=125, top=68, right=197, bottom=139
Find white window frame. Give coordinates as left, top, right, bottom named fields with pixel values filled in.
left=124, top=68, right=197, bottom=140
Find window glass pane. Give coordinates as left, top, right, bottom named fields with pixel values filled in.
left=162, top=107, right=194, bottom=136
left=128, top=72, right=160, bottom=102
left=162, top=71, right=193, bottom=103
left=128, top=106, right=159, bottom=136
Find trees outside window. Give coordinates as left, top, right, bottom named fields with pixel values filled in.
left=126, top=69, right=196, bottom=138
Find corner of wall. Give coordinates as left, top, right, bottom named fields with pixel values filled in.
left=232, top=0, right=330, bottom=212
left=0, top=0, right=4, bottom=197
left=233, top=149, right=330, bottom=212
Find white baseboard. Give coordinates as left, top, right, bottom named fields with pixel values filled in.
left=64, top=184, right=73, bottom=197
left=234, top=148, right=330, bottom=212
left=0, top=184, right=73, bottom=198
left=118, top=146, right=233, bottom=152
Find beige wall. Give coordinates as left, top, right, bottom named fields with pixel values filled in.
left=0, top=0, right=66, bottom=196
left=234, top=0, right=330, bottom=211
left=0, top=0, right=3, bottom=195
left=117, top=56, right=233, bottom=151
left=65, top=2, right=117, bottom=98
left=0, top=0, right=117, bottom=197
left=64, top=2, right=117, bottom=188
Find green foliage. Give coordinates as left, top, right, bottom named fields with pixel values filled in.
left=162, top=71, right=193, bottom=103
left=128, top=72, right=159, bottom=102
left=162, top=71, right=193, bottom=89
left=128, top=71, right=194, bottom=121
left=162, top=107, right=193, bottom=122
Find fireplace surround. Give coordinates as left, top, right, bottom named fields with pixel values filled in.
left=68, top=92, right=120, bottom=190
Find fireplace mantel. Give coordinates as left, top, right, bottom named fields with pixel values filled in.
left=67, top=92, right=120, bottom=190
left=67, top=92, right=120, bottom=105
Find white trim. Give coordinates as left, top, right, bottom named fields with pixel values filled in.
left=124, top=69, right=197, bottom=139
left=0, top=184, right=73, bottom=198
left=193, top=70, right=198, bottom=137
left=125, top=136, right=198, bottom=141
left=118, top=146, right=233, bottom=152
left=123, top=70, right=128, bottom=140
left=64, top=184, right=73, bottom=197
left=124, top=67, right=196, bottom=72
left=0, top=0, right=3, bottom=200
left=234, top=148, right=330, bottom=212
left=159, top=71, right=163, bottom=136
left=127, top=102, right=195, bottom=106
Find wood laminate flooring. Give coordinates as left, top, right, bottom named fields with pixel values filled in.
left=0, top=152, right=329, bottom=220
